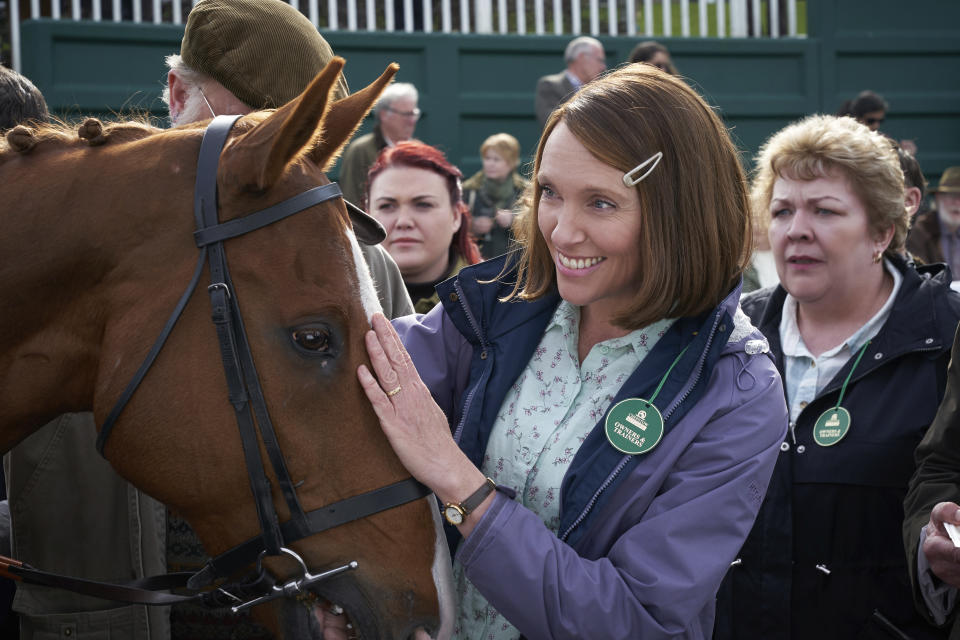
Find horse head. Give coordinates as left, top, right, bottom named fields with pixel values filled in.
left=0, top=60, right=453, bottom=639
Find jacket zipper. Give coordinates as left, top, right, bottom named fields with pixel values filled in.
left=559, top=310, right=726, bottom=542
left=452, top=279, right=489, bottom=444
left=559, top=455, right=633, bottom=542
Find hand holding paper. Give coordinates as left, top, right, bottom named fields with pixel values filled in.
left=923, top=502, right=960, bottom=589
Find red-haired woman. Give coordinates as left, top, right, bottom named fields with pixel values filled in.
left=365, top=141, right=482, bottom=313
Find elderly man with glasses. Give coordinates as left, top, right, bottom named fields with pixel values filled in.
left=339, top=82, right=421, bottom=205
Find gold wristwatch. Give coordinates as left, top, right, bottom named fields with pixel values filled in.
left=442, top=477, right=496, bottom=525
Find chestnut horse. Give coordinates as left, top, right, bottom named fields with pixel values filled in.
left=0, top=59, right=452, bottom=639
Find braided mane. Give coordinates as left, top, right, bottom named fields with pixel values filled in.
left=1, top=113, right=270, bottom=157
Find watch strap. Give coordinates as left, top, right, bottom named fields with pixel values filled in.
left=460, top=477, right=497, bottom=515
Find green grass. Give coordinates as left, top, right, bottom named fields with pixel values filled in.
left=609, top=0, right=807, bottom=37
left=506, top=0, right=807, bottom=37
left=357, top=0, right=807, bottom=36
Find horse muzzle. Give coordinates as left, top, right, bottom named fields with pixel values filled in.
left=276, top=581, right=447, bottom=640
left=265, top=499, right=455, bottom=640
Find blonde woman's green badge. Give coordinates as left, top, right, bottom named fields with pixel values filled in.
left=605, top=398, right=664, bottom=455
left=813, top=407, right=851, bottom=447
left=811, top=340, right=871, bottom=448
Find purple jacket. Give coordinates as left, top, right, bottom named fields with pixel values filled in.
left=394, top=257, right=787, bottom=639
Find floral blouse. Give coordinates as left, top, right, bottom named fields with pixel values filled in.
left=452, top=301, right=674, bottom=640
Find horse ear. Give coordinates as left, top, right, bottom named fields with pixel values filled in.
left=307, top=63, right=399, bottom=171
left=222, top=57, right=346, bottom=191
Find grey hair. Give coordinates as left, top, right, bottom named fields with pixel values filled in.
left=564, top=36, right=603, bottom=64
left=374, top=82, right=419, bottom=117
left=160, top=54, right=212, bottom=110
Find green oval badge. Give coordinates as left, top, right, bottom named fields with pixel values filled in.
left=813, top=407, right=851, bottom=447
left=605, top=398, right=664, bottom=455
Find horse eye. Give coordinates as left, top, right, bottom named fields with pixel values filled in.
left=292, top=328, right=331, bottom=352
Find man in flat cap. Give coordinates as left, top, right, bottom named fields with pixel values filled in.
left=163, top=0, right=411, bottom=317
left=4, top=2, right=412, bottom=639
left=164, top=0, right=349, bottom=121
left=534, top=36, right=606, bottom=129
left=907, top=167, right=960, bottom=276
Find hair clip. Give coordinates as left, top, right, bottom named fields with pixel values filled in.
left=622, top=151, right=664, bottom=187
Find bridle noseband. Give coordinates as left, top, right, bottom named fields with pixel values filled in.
left=0, top=116, right=430, bottom=612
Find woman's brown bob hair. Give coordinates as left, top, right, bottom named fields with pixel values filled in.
left=506, top=63, right=751, bottom=330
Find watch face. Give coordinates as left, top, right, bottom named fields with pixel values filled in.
left=444, top=505, right=464, bottom=525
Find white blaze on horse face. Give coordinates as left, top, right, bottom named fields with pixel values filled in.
left=346, top=229, right=383, bottom=322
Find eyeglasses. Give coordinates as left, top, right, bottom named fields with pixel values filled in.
left=864, top=117, right=885, bottom=126
left=386, top=107, right=422, bottom=119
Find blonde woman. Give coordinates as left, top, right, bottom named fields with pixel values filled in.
left=462, top=133, right=528, bottom=259
left=715, top=115, right=960, bottom=640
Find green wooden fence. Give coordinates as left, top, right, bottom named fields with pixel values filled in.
left=17, top=0, right=960, bottom=183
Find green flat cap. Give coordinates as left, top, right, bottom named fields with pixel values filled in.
left=181, top=0, right=349, bottom=109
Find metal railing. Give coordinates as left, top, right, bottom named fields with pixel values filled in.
left=8, top=0, right=804, bottom=72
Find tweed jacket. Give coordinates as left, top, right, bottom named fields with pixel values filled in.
left=5, top=414, right=170, bottom=640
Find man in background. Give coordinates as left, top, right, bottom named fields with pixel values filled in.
left=534, top=36, right=606, bottom=128
left=338, top=81, right=420, bottom=204
left=907, top=167, right=960, bottom=275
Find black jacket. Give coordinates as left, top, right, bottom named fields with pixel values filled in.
left=715, top=256, right=960, bottom=640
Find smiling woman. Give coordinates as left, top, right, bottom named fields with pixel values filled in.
left=714, top=114, right=960, bottom=640
left=352, top=63, right=791, bottom=640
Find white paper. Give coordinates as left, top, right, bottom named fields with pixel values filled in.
left=945, top=522, right=960, bottom=547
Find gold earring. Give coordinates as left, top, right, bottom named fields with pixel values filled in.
left=873, top=251, right=882, bottom=264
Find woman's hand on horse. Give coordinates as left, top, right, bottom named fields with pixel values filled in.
left=358, top=313, right=492, bottom=536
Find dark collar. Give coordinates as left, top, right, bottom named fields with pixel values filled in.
left=745, top=255, right=955, bottom=364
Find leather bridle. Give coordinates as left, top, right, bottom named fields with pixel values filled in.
left=0, top=115, right=431, bottom=612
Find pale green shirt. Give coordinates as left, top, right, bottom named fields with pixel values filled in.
left=452, top=301, right=675, bottom=640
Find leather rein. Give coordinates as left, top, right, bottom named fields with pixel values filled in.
left=0, top=115, right=430, bottom=612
